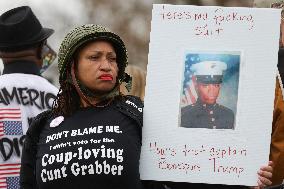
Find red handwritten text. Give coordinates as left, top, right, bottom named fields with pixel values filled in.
left=214, top=8, right=254, bottom=30
left=182, top=144, right=206, bottom=156
left=158, top=159, right=201, bottom=174
left=209, top=146, right=247, bottom=160
left=149, top=142, right=177, bottom=159
left=160, top=5, right=208, bottom=21
left=159, top=5, right=255, bottom=37
left=210, top=157, right=244, bottom=177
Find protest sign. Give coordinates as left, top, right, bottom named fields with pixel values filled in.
left=140, top=4, right=281, bottom=186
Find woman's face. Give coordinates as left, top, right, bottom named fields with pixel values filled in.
left=76, top=40, right=119, bottom=94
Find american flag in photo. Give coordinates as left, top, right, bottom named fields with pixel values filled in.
left=0, top=108, right=23, bottom=136
left=0, top=163, right=21, bottom=189
left=181, top=80, right=197, bottom=106
left=181, top=54, right=200, bottom=107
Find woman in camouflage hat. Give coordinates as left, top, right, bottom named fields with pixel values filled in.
left=20, top=24, right=144, bottom=189
left=54, top=24, right=132, bottom=115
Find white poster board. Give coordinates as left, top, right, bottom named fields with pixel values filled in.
left=140, top=4, right=281, bottom=186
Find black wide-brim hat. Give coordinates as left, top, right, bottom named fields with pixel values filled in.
left=0, top=6, right=54, bottom=51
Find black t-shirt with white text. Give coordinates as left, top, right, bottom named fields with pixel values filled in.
left=35, top=102, right=142, bottom=189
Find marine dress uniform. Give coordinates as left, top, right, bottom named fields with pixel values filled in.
left=180, top=61, right=235, bottom=129
left=181, top=99, right=234, bottom=129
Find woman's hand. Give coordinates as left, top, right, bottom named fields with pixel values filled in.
left=251, top=161, right=273, bottom=189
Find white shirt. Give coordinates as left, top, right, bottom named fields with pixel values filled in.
left=0, top=73, right=58, bottom=174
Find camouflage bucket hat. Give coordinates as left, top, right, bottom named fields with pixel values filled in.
left=58, top=24, right=128, bottom=82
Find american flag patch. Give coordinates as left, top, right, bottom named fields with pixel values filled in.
left=0, top=109, right=23, bottom=136
left=0, top=163, right=21, bottom=189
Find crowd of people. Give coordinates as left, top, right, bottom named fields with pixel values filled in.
left=0, top=5, right=282, bottom=189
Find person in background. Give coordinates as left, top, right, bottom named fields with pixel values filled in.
left=120, top=64, right=146, bottom=101
left=269, top=49, right=284, bottom=186
left=261, top=0, right=284, bottom=186
left=0, top=6, right=58, bottom=188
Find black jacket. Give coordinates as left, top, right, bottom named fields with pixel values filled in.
left=20, top=95, right=143, bottom=189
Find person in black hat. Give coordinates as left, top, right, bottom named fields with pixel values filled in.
left=180, top=61, right=234, bottom=129
left=0, top=5, right=55, bottom=74
left=0, top=6, right=58, bottom=188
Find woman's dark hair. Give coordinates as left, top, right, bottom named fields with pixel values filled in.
left=52, top=42, right=93, bottom=117
left=52, top=62, right=80, bottom=117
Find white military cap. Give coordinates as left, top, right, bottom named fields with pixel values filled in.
left=190, top=61, right=227, bottom=76
left=190, top=61, right=227, bottom=84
